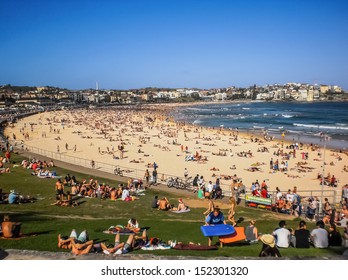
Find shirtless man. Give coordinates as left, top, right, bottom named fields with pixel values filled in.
left=55, top=178, right=64, bottom=200
left=158, top=197, right=172, bottom=210
left=1, top=215, right=22, bottom=238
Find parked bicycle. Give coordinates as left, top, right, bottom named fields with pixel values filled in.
left=114, top=166, right=123, bottom=176
left=167, top=176, right=193, bottom=191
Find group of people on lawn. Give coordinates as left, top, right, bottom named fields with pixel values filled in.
left=53, top=174, right=147, bottom=206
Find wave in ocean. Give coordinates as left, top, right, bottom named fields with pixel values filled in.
left=293, top=123, right=348, bottom=130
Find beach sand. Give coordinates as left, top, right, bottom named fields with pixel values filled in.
left=4, top=105, right=348, bottom=200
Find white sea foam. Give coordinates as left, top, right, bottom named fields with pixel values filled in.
left=193, top=119, right=203, bottom=124
left=293, top=123, right=348, bottom=130
left=282, top=114, right=294, bottom=118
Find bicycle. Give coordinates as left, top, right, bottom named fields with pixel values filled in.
left=114, top=167, right=123, bottom=176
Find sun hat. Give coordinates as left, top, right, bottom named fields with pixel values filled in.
left=260, top=234, right=275, bottom=248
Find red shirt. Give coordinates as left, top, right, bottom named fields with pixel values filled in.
left=261, top=188, right=268, bottom=198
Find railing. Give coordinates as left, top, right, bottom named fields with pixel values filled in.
left=13, top=141, right=235, bottom=192
left=10, top=141, right=341, bottom=204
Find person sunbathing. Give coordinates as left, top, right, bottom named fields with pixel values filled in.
left=101, top=229, right=148, bottom=255
left=58, top=229, right=89, bottom=249
left=171, top=198, right=188, bottom=211
left=70, top=239, right=95, bottom=255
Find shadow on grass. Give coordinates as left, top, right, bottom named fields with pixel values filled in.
left=217, top=241, right=252, bottom=247
left=2, top=212, right=55, bottom=223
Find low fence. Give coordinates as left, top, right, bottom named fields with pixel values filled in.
left=12, top=141, right=233, bottom=196
left=10, top=141, right=341, bottom=204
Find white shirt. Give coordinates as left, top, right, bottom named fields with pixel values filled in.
left=273, top=227, right=290, bottom=248
left=286, top=193, right=294, bottom=202
left=311, top=228, right=329, bottom=248
left=127, top=219, right=139, bottom=229
left=121, top=189, right=130, bottom=200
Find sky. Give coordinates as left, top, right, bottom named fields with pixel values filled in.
left=1, top=0, right=347, bottom=90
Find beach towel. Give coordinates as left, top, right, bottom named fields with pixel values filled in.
left=141, top=244, right=171, bottom=251
left=173, top=244, right=218, bottom=250
left=170, top=208, right=191, bottom=213
left=37, top=175, right=62, bottom=179
left=219, top=227, right=246, bottom=245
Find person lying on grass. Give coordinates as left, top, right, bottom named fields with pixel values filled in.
left=58, top=229, right=89, bottom=249
left=101, top=229, right=149, bottom=255
left=58, top=229, right=104, bottom=255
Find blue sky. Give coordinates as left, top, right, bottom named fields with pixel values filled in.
left=1, top=0, right=347, bottom=90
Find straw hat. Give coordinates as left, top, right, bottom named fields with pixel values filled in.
left=260, top=234, right=275, bottom=248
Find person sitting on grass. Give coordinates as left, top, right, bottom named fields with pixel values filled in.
left=172, top=198, right=188, bottom=211
left=1, top=214, right=22, bottom=238
left=310, top=220, right=329, bottom=248
left=151, top=195, right=159, bottom=208
left=126, top=217, right=140, bottom=231
left=245, top=220, right=258, bottom=243
left=259, top=234, right=282, bottom=257
left=158, top=197, right=172, bottom=210
left=294, top=220, right=310, bottom=248
left=101, top=229, right=148, bottom=255
left=8, top=190, right=19, bottom=204
left=273, top=220, right=290, bottom=248
left=328, top=223, right=342, bottom=247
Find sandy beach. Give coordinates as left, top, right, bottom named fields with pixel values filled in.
left=4, top=104, right=348, bottom=200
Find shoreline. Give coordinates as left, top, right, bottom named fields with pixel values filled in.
left=3, top=105, right=348, bottom=200
left=171, top=101, right=348, bottom=150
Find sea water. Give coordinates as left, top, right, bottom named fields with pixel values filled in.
left=174, top=101, right=348, bottom=149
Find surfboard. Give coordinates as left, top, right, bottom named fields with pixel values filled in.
left=219, top=227, right=246, bottom=243
left=200, top=224, right=235, bottom=237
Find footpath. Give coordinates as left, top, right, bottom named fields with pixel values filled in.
left=15, top=149, right=231, bottom=202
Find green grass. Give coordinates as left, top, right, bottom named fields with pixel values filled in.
left=0, top=153, right=345, bottom=258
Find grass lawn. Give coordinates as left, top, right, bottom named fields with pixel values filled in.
left=0, top=153, right=345, bottom=258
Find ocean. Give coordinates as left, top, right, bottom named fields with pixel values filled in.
left=173, top=101, right=348, bottom=149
